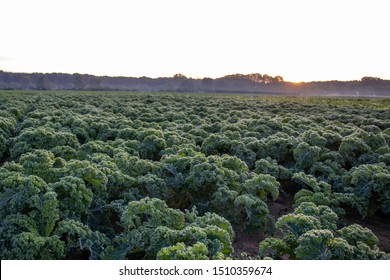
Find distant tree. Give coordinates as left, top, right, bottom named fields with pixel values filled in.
left=180, top=79, right=197, bottom=92
left=173, top=73, right=187, bottom=79
left=274, top=76, right=284, bottom=83
left=19, top=76, right=32, bottom=89
left=36, top=75, right=51, bottom=90
left=201, top=78, right=214, bottom=92
left=73, top=74, right=86, bottom=90
left=361, top=77, right=383, bottom=83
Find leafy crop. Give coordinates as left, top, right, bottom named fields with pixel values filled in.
left=0, top=91, right=389, bottom=259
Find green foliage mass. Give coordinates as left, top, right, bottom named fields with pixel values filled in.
left=0, top=92, right=389, bottom=260
left=343, top=163, right=390, bottom=216
left=103, top=198, right=234, bottom=259
left=259, top=203, right=387, bottom=260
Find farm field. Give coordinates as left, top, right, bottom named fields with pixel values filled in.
left=0, top=91, right=389, bottom=260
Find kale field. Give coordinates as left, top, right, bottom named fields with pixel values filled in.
left=0, top=91, right=389, bottom=260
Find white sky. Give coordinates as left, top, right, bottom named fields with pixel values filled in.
left=0, top=0, right=389, bottom=82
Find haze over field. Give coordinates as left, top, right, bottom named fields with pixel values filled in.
left=1, top=0, right=389, bottom=83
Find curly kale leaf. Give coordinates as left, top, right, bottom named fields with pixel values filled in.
left=157, top=242, right=209, bottom=260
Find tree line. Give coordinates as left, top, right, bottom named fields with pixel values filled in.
left=0, top=70, right=389, bottom=96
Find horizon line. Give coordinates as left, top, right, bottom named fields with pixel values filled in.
left=0, top=69, right=388, bottom=84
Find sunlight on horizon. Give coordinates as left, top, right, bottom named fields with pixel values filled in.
left=1, top=0, right=389, bottom=82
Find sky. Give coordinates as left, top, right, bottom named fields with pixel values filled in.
left=0, top=0, right=389, bottom=82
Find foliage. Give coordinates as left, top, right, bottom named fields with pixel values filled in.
left=49, top=176, right=93, bottom=220
left=293, top=142, right=321, bottom=170
left=1, top=92, right=389, bottom=260
left=343, top=164, right=390, bottom=217
left=156, top=242, right=209, bottom=260
left=259, top=203, right=387, bottom=260
left=254, top=157, right=291, bottom=180
left=10, top=126, right=79, bottom=159
left=292, top=172, right=358, bottom=216
left=103, top=198, right=234, bottom=259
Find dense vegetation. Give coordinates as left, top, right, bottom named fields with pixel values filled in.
left=0, top=91, right=389, bottom=260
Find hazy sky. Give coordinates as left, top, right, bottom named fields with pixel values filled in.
left=1, top=0, right=389, bottom=82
